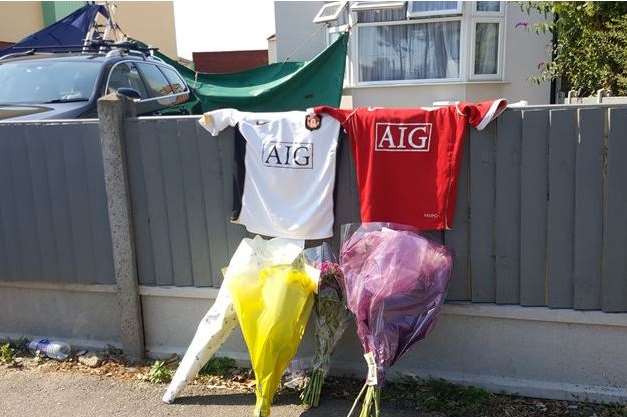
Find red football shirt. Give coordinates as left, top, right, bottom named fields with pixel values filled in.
left=315, top=100, right=507, bottom=230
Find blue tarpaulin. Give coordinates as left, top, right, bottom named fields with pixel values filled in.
left=0, top=4, right=108, bottom=57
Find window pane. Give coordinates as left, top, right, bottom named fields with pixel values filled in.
left=328, top=31, right=341, bottom=46
left=476, top=1, right=500, bottom=12
left=357, top=7, right=406, bottom=23
left=407, top=1, right=459, bottom=16
left=474, top=22, right=499, bottom=75
left=160, top=66, right=187, bottom=94
left=136, top=63, right=172, bottom=97
left=358, top=20, right=460, bottom=82
left=108, top=63, right=148, bottom=98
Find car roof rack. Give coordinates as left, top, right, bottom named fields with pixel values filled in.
left=3, top=39, right=159, bottom=58
left=0, top=49, right=36, bottom=62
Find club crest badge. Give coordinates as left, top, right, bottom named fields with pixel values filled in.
left=305, top=114, right=321, bottom=131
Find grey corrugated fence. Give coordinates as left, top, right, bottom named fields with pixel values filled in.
left=444, top=107, right=627, bottom=312
left=0, top=105, right=626, bottom=312
left=0, top=121, right=114, bottom=284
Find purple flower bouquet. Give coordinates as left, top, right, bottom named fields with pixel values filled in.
left=339, top=223, right=453, bottom=417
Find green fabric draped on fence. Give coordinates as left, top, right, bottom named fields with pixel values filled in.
left=154, top=33, right=348, bottom=113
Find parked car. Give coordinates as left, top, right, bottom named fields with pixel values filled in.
left=0, top=45, right=199, bottom=121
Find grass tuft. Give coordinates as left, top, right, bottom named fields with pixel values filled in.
left=199, top=357, right=237, bottom=377
left=382, top=376, right=490, bottom=415
left=147, top=360, right=173, bottom=384
left=0, top=343, right=15, bottom=364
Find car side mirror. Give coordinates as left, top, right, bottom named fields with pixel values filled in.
left=116, top=87, right=142, bottom=101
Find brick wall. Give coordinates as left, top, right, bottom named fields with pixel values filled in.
left=192, top=49, right=268, bottom=73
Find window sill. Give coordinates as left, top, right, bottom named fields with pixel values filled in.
left=345, top=80, right=510, bottom=90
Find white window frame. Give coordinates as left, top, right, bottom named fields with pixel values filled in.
left=349, top=1, right=406, bottom=11
left=469, top=17, right=504, bottom=80
left=327, top=1, right=505, bottom=87
left=313, top=1, right=348, bottom=24
left=473, top=1, right=504, bottom=16
left=406, top=1, right=462, bottom=18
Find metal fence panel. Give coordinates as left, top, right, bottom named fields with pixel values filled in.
left=444, top=139, right=471, bottom=301
left=331, top=132, right=361, bottom=253
left=573, top=109, right=604, bottom=310
left=1, top=105, right=627, bottom=313
left=602, top=108, right=627, bottom=312
left=469, top=123, right=497, bottom=303
left=125, top=118, right=242, bottom=287
left=495, top=110, right=522, bottom=304
left=546, top=110, right=577, bottom=308
left=519, top=110, right=549, bottom=306
left=0, top=121, right=114, bottom=284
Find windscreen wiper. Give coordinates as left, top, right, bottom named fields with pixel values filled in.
left=43, top=98, right=89, bottom=104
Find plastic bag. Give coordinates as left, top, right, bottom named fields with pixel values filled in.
left=300, top=243, right=350, bottom=408
left=227, top=236, right=316, bottom=417
left=162, top=236, right=304, bottom=405
left=339, top=223, right=453, bottom=417
left=162, top=283, right=237, bottom=403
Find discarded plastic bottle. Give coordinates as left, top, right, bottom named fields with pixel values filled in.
left=28, top=339, right=71, bottom=360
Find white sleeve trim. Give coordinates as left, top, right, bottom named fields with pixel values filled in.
left=198, top=109, right=243, bottom=136
left=475, top=99, right=507, bottom=131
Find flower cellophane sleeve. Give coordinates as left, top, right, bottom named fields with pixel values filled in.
left=339, top=223, right=453, bottom=417
left=163, top=235, right=278, bottom=403
left=226, top=236, right=317, bottom=417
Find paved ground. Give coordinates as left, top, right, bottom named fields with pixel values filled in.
left=0, top=366, right=418, bottom=417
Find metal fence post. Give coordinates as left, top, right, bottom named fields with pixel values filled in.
left=97, top=93, right=144, bottom=361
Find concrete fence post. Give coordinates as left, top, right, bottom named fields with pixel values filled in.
left=97, top=93, right=144, bottom=361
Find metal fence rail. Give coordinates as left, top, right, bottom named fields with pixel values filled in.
left=1, top=105, right=626, bottom=312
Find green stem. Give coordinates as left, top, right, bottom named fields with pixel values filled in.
left=373, top=387, right=380, bottom=417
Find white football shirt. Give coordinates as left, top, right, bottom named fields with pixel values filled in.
left=199, top=109, right=341, bottom=239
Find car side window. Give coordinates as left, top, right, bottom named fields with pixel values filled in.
left=107, top=62, right=148, bottom=98
left=159, top=66, right=187, bottom=94
left=135, top=63, right=172, bottom=97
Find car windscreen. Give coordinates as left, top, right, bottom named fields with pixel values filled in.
left=0, top=60, right=102, bottom=105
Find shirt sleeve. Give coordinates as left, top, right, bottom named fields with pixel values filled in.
left=198, top=108, right=244, bottom=136
left=457, top=99, right=508, bottom=131
left=312, top=106, right=354, bottom=125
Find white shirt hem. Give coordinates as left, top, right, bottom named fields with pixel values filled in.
left=240, top=223, right=333, bottom=240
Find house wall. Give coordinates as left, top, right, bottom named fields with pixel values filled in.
left=0, top=1, right=178, bottom=57
left=41, top=1, right=84, bottom=26
left=114, top=1, right=178, bottom=57
left=267, top=37, right=277, bottom=64
left=274, top=2, right=551, bottom=106
left=0, top=1, right=44, bottom=43
left=274, top=1, right=325, bottom=62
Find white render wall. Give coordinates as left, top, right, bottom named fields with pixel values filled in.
left=274, top=1, right=326, bottom=62
left=134, top=290, right=627, bottom=405
left=0, top=282, right=121, bottom=349
left=274, top=2, right=551, bottom=105
left=2, top=281, right=627, bottom=404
